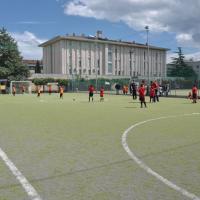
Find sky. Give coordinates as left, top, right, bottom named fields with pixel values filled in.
left=1, top=0, right=200, bottom=63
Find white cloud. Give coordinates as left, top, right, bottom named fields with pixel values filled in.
left=11, top=31, right=47, bottom=60
left=16, top=21, right=56, bottom=25
left=64, top=0, right=200, bottom=47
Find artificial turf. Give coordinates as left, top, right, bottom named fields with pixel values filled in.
left=0, top=93, right=199, bottom=200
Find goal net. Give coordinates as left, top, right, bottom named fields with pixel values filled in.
left=10, top=81, right=32, bottom=94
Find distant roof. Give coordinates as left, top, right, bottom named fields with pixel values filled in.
left=39, top=35, right=170, bottom=51
left=22, top=60, right=42, bottom=65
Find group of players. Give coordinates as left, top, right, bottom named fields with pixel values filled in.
left=12, top=85, right=65, bottom=99
left=12, top=81, right=198, bottom=107
left=129, top=80, right=160, bottom=108
left=130, top=80, right=199, bottom=107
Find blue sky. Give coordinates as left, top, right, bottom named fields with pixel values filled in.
left=1, top=0, right=200, bottom=62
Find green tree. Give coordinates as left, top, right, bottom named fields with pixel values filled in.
left=0, top=27, right=29, bottom=80
left=169, top=47, right=197, bottom=78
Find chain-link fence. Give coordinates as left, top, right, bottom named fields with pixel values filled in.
left=67, top=77, right=199, bottom=97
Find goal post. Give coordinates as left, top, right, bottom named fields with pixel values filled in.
left=10, top=81, right=32, bottom=94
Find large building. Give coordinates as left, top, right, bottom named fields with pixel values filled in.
left=39, top=31, right=168, bottom=80
left=185, top=60, right=200, bottom=78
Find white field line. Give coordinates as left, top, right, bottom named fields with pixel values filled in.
left=0, top=148, right=42, bottom=200
left=122, top=113, right=200, bottom=200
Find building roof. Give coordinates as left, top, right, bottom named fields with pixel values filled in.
left=39, top=35, right=170, bottom=51
left=22, top=60, right=42, bottom=66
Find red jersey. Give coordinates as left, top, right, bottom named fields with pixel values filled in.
left=152, top=82, right=158, bottom=89
left=100, top=88, right=104, bottom=97
left=150, top=87, right=155, bottom=97
left=89, top=86, right=94, bottom=93
left=138, top=86, right=145, bottom=97
left=192, top=86, right=198, bottom=95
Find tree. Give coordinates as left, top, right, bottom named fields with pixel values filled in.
left=35, top=60, right=41, bottom=73
left=0, top=27, right=29, bottom=80
left=168, top=47, right=197, bottom=78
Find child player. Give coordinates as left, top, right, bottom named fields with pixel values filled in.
left=188, top=91, right=192, bottom=100
left=88, top=85, right=94, bottom=102
left=138, top=83, right=147, bottom=108
left=48, top=84, right=52, bottom=95
left=192, top=84, right=198, bottom=103
left=12, top=85, right=16, bottom=96
left=37, top=86, right=41, bottom=97
left=100, top=86, right=104, bottom=102
left=22, top=85, right=25, bottom=94
left=150, top=84, right=155, bottom=103
left=59, top=86, right=64, bottom=99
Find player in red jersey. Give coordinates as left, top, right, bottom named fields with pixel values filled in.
left=150, top=85, right=155, bottom=103
left=88, top=85, right=94, bottom=102
left=138, top=83, right=147, bottom=108
left=152, top=80, right=159, bottom=102
left=100, top=87, right=104, bottom=102
left=192, top=85, right=198, bottom=103
left=48, top=84, right=52, bottom=95
left=12, top=85, right=16, bottom=96
left=59, top=86, right=64, bottom=99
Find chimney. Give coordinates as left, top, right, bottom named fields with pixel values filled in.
left=96, top=30, right=102, bottom=38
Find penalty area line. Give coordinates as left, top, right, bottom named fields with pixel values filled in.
left=122, top=113, right=200, bottom=200
left=0, top=147, right=42, bottom=200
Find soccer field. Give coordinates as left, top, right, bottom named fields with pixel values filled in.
left=0, top=93, right=199, bottom=200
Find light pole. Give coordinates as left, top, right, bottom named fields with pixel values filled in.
left=129, top=49, right=134, bottom=80
left=145, top=26, right=150, bottom=85
left=198, top=65, right=200, bottom=96
left=95, top=41, right=98, bottom=93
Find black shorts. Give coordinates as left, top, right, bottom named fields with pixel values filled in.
left=193, top=93, right=197, bottom=99
left=139, top=96, right=145, bottom=102
left=89, top=92, right=93, bottom=97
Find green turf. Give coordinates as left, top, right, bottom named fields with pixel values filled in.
left=0, top=93, right=199, bottom=200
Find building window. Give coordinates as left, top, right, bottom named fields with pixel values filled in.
left=98, top=70, right=100, bottom=75
left=79, top=60, right=81, bottom=68
left=88, top=69, right=91, bottom=75
left=108, top=51, right=112, bottom=62
left=108, top=63, right=112, bottom=74
left=118, top=71, right=121, bottom=76
left=69, top=68, right=72, bottom=75
left=108, top=47, right=113, bottom=73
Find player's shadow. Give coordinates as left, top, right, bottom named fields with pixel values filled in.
left=124, top=106, right=138, bottom=109
left=128, top=101, right=140, bottom=104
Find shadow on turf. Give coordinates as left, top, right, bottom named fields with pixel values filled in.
left=124, top=106, right=138, bottom=109
left=128, top=101, right=140, bottom=103
left=139, top=140, right=200, bottom=159
left=0, top=159, right=132, bottom=190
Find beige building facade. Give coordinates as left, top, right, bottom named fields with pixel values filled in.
left=39, top=33, right=168, bottom=79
